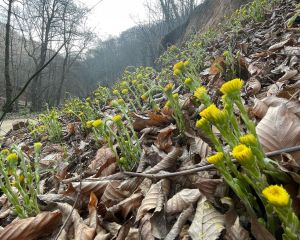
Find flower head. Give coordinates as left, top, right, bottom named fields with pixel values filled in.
left=262, top=185, right=289, bottom=207
left=195, top=118, right=211, bottom=134
left=183, top=60, right=190, bottom=67
left=137, top=74, right=142, bottom=79
left=220, top=78, right=244, bottom=95
left=141, top=94, right=148, bottom=101
left=1, top=149, right=10, bottom=156
left=117, top=98, right=125, bottom=105
left=173, top=61, right=184, bottom=71
left=7, top=153, right=18, bottom=162
left=184, top=78, right=193, bottom=85
left=34, top=142, right=42, bottom=152
left=86, top=120, right=94, bottom=128
left=112, top=115, right=122, bottom=123
left=113, top=89, right=119, bottom=95
left=165, top=100, right=171, bottom=108
left=92, top=119, right=104, bottom=128
left=122, top=89, right=128, bottom=95
left=132, top=80, right=138, bottom=85
left=120, top=81, right=127, bottom=87
left=194, top=87, right=207, bottom=100
left=173, top=68, right=182, bottom=76
left=207, top=152, right=224, bottom=164
left=172, top=93, right=179, bottom=99
left=232, top=144, right=253, bottom=163
left=199, top=104, right=227, bottom=124
left=239, top=134, right=257, bottom=146
left=164, top=83, right=173, bottom=93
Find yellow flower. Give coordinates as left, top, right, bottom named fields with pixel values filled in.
left=232, top=144, right=253, bottom=163
left=239, top=134, right=257, bottom=146
left=18, top=175, right=25, bottom=183
left=137, top=74, right=142, bottom=79
left=200, top=104, right=227, bottom=124
left=195, top=118, right=208, bottom=129
left=132, top=80, right=138, bottom=85
left=120, top=81, right=127, bottom=87
left=92, top=119, right=103, bottom=128
left=184, top=60, right=190, bottom=67
left=184, top=78, right=192, bottom=85
left=173, top=68, right=182, bottom=76
left=34, top=142, right=42, bottom=152
left=86, top=120, right=94, bottom=128
left=112, top=115, right=122, bottom=123
left=262, top=185, right=289, bottom=207
left=164, top=83, right=173, bottom=93
left=122, top=89, right=129, bottom=95
left=194, top=87, right=207, bottom=100
left=117, top=98, right=125, bottom=105
left=141, top=94, right=148, bottom=101
left=173, top=61, right=184, bottom=71
left=7, top=153, right=18, bottom=162
left=172, top=93, right=179, bottom=99
left=220, top=78, right=244, bottom=95
left=113, top=89, right=119, bottom=95
left=207, top=152, right=224, bottom=164
left=165, top=100, right=171, bottom=108
left=1, top=149, right=10, bottom=155
left=86, top=97, right=91, bottom=101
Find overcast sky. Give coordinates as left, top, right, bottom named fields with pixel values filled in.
left=82, top=0, right=148, bottom=39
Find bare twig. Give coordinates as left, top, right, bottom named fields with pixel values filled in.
left=123, top=145, right=300, bottom=179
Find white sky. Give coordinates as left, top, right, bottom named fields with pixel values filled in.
left=82, top=0, right=148, bottom=39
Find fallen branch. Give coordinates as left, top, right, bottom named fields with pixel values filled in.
left=123, top=145, right=300, bottom=179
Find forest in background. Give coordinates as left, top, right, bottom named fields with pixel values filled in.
left=0, top=0, right=200, bottom=112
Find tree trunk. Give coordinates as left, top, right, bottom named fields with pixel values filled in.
left=56, top=51, right=69, bottom=106
left=3, top=0, right=13, bottom=112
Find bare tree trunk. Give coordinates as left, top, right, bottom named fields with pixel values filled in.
left=56, top=51, right=68, bottom=106
left=3, top=0, right=14, bottom=112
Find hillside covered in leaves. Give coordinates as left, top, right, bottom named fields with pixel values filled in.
left=0, top=0, right=300, bottom=239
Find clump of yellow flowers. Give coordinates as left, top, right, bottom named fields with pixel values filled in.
left=195, top=78, right=298, bottom=239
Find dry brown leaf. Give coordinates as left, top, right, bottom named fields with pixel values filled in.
left=267, top=82, right=285, bottom=96
left=72, top=180, right=111, bottom=197
left=224, top=216, right=250, bottom=240
left=154, top=124, right=176, bottom=152
left=256, top=104, right=300, bottom=162
left=188, top=136, right=210, bottom=159
left=136, top=180, right=168, bottom=221
left=108, top=193, right=143, bottom=219
left=101, top=181, right=130, bottom=207
left=189, top=196, right=225, bottom=240
left=246, top=78, right=261, bottom=96
left=166, top=189, right=201, bottom=214
left=146, top=147, right=183, bottom=174
left=88, top=147, right=117, bottom=177
left=88, top=192, right=98, bottom=229
left=132, top=111, right=172, bottom=131
left=210, top=56, right=225, bottom=75
left=268, top=38, right=295, bottom=51
left=0, top=211, right=62, bottom=240
left=194, top=178, right=223, bottom=200
left=250, top=218, right=275, bottom=240
left=165, top=205, right=194, bottom=240
left=139, top=214, right=155, bottom=240
left=278, top=69, right=298, bottom=82
left=252, top=98, right=269, bottom=118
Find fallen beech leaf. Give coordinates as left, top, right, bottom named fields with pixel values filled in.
left=88, top=192, right=98, bottom=229
left=166, top=189, right=201, bottom=214
left=267, top=82, right=285, bottom=96
left=136, top=180, right=168, bottom=221
left=0, top=211, right=62, bottom=240
left=268, top=38, right=295, bottom=51
left=189, top=197, right=225, bottom=240
left=140, top=214, right=155, bottom=240
left=132, top=111, right=172, bottom=131
left=146, top=147, right=183, bottom=174
left=165, top=205, right=194, bottom=240
left=194, top=178, right=223, bottom=200
left=252, top=98, right=269, bottom=119
left=250, top=218, right=275, bottom=240
left=101, top=181, right=130, bottom=207
left=256, top=104, right=300, bottom=162
left=188, top=136, right=210, bottom=159
left=224, top=216, right=250, bottom=240
left=246, top=78, right=261, bottom=96
left=154, top=124, right=176, bottom=152
left=278, top=69, right=298, bottom=82
left=108, top=193, right=143, bottom=219
left=210, top=56, right=225, bottom=75
left=72, top=180, right=112, bottom=197
left=88, top=147, right=117, bottom=177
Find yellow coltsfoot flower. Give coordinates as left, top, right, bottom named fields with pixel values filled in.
left=199, top=104, right=227, bottom=124
left=112, top=115, right=122, bottom=123
left=113, top=89, right=119, bottom=95
left=220, top=78, right=244, bottom=95
left=86, top=120, right=94, bottom=128
left=121, top=89, right=129, bottom=95
left=117, top=98, right=125, bottom=105
left=1, top=149, right=10, bottom=155
left=232, top=144, right=253, bottom=163
left=92, top=119, right=104, bottom=128
left=184, top=77, right=192, bottom=85
left=207, top=152, right=224, bottom=164
left=165, top=100, right=171, bottom=108
left=164, top=83, right=174, bottom=93
left=173, top=68, right=182, bottom=76
left=173, top=61, right=184, bottom=71
left=141, top=94, right=148, bottom=101
left=239, top=134, right=257, bottom=146
left=262, top=185, right=289, bottom=207
left=194, top=87, right=207, bottom=100
left=34, top=142, right=42, bottom=152
left=7, top=153, right=18, bottom=162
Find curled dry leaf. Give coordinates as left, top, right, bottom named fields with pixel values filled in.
left=267, top=82, right=285, bottom=96
left=256, top=104, right=300, bottom=162
left=189, top=196, right=225, bottom=240
left=166, top=189, right=201, bottom=214
left=188, top=136, right=210, bottom=159
left=101, top=181, right=130, bottom=207
left=139, top=213, right=155, bottom=240
left=88, top=147, right=117, bottom=177
left=146, top=147, right=183, bottom=174
left=72, top=180, right=112, bottom=197
left=0, top=211, right=62, bottom=240
left=268, top=37, right=295, bottom=51
left=165, top=205, right=194, bottom=240
left=224, top=216, right=251, bottom=240
left=132, top=111, right=172, bottom=131
left=278, top=69, right=298, bottom=82
left=194, top=178, right=223, bottom=201
left=245, top=78, right=261, bottom=96
left=154, top=124, right=176, bottom=152
left=136, top=179, right=169, bottom=221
